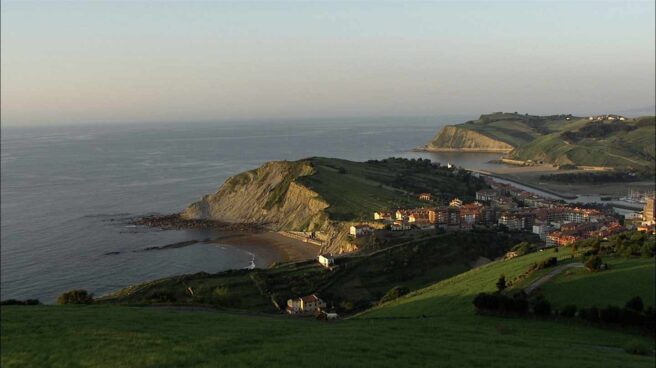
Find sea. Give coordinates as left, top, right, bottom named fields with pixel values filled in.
left=1, top=116, right=513, bottom=303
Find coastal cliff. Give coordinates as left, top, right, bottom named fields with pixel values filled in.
left=181, top=160, right=354, bottom=253
left=423, top=125, right=514, bottom=152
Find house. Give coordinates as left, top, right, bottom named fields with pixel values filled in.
left=318, top=254, right=335, bottom=268
left=449, top=198, right=463, bottom=208
left=476, top=189, right=498, bottom=202
left=349, top=224, right=372, bottom=237
left=498, top=213, right=522, bottom=230
left=286, top=294, right=327, bottom=315
left=390, top=221, right=411, bottom=231
left=418, top=193, right=432, bottom=201
left=408, top=211, right=430, bottom=223
left=300, top=294, right=326, bottom=313
left=373, top=211, right=393, bottom=221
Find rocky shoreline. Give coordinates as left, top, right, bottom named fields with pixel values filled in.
left=130, top=214, right=264, bottom=232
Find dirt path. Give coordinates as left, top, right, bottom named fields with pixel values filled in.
left=524, top=262, right=583, bottom=294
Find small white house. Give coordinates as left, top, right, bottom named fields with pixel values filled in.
left=318, top=254, right=335, bottom=268
left=349, top=224, right=372, bottom=237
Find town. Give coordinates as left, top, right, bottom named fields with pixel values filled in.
left=285, top=177, right=655, bottom=319
left=351, top=177, right=655, bottom=247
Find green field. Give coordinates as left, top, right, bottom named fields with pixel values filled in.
left=540, top=257, right=656, bottom=308
left=298, top=157, right=487, bottom=220
left=3, top=246, right=654, bottom=368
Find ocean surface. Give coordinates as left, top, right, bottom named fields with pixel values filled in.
left=2, top=116, right=509, bottom=303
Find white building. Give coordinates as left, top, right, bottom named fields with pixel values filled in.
left=349, top=224, right=372, bottom=237
left=318, top=254, right=335, bottom=268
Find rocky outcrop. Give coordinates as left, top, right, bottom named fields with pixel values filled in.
left=423, top=125, right=514, bottom=152
left=181, top=160, right=353, bottom=253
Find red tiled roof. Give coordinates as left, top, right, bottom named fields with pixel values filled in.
left=301, top=295, right=320, bottom=303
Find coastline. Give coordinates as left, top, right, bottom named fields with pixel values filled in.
left=414, top=147, right=514, bottom=153
left=213, top=231, right=320, bottom=268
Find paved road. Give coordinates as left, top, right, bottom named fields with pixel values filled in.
left=524, top=262, right=583, bottom=294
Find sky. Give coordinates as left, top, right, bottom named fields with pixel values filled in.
left=1, top=1, right=655, bottom=126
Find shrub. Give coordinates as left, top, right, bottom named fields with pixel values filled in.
left=558, top=305, right=577, bottom=318
left=147, top=291, right=177, bottom=303
left=578, top=306, right=600, bottom=323
left=0, top=299, right=40, bottom=306
left=57, top=289, right=93, bottom=305
left=496, top=275, right=507, bottom=292
left=625, top=296, right=644, bottom=312
left=584, top=255, right=603, bottom=271
left=624, top=340, right=651, bottom=356
left=599, top=305, right=622, bottom=323
left=473, top=293, right=501, bottom=312
left=533, top=299, right=551, bottom=317
left=379, top=286, right=410, bottom=304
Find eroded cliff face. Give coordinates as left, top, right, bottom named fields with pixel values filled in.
left=424, top=126, right=514, bottom=152
left=181, top=160, right=354, bottom=253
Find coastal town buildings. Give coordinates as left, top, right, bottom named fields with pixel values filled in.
left=644, top=197, right=655, bottom=225
left=419, top=193, right=432, bottom=201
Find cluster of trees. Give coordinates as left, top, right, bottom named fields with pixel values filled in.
left=379, top=286, right=410, bottom=304
left=573, top=231, right=655, bottom=258
left=0, top=299, right=41, bottom=306
left=510, top=242, right=537, bottom=257
left=559, top=296, right=655, bottom=333
left=473, top=292, right=530, bottom=315
left=474, top=290, right=655, bottom=333
left=57, top=289, right=94, bottom=304
left=529, top=257, right=558, bottom=272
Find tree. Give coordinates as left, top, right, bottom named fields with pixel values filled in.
left=625, top=296, right=644, bottom=312
left=584, top=255, right=603, bottom=271
left=496, top=275, right=507, bottom=292
left=380, top=286, right=410, bottom=304
left=57, top=289, right=93, bottom=305
left=533, top=299, right=551, bottom=317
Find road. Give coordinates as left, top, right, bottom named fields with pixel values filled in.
left=524, top=262, right=583, bottom=294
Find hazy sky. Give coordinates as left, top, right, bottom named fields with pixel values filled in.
left=2, top=1, right=655, bottom=126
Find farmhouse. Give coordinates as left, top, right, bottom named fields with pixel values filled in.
left=373, top=211, right=393, bottom=221
left=286, top=294, right=327, bottom=315
left=318, top=254, right=335, bottom=268
left=349, top=224, right=372, bottom=237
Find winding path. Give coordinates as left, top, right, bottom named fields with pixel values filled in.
left=524, top=262, right=583, bottom=294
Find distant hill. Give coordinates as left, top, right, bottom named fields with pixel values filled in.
left=423, top=113, right=656, bottom=170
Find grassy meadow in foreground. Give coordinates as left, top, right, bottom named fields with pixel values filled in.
left=3, top=247, right=654, bottom=368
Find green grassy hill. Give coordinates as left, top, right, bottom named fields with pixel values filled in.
left=424, top=112, right=656, bottom=170
left=3, top=245, right=654, bottom=368
left=509, top=116, right=656, bottom=169
left=298, top=157, right=486, bottom=220
left=539, top=257, right=655, bottom=309
left=99, top=231, right=535, bottom=315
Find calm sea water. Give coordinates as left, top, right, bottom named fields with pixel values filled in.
left=2, top=116, right=505, bottom=303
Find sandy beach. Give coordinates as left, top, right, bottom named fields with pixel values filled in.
left=212, top=231, right=320, bottom=268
